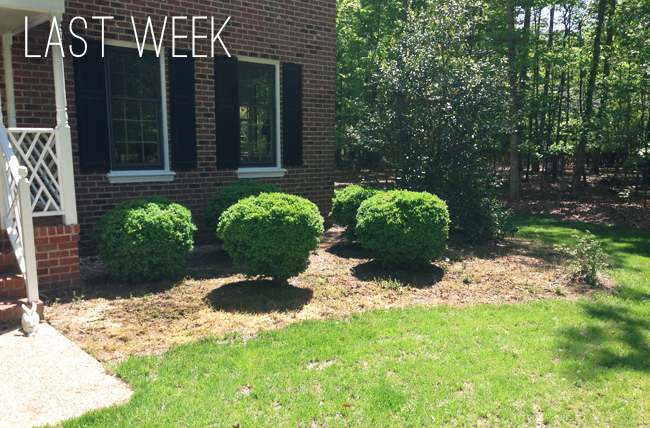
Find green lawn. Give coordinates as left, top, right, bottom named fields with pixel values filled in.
left=61, top=214, right=649, bottom=427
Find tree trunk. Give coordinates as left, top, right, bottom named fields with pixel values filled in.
left=507, top=0, right=520, bottom=200
left=572, top=0, right=608, bottom=199
left=593, top=0, right=617, bottom=175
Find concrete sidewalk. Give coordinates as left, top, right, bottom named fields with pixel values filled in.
left=0, top=323, right=132, bottom=428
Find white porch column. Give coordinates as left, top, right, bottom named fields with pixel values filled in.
left=2, top=33, right=17, bottom=128
left=50, top=13, right=78, bottom=225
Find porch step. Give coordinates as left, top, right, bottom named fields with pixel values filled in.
left=0, top=271, right=26, bottom=299
left=0, top=243, right=25, bottom=299
left=0, top=298, right=44, bottom=327
left=0, top=248, right=18, bottom=273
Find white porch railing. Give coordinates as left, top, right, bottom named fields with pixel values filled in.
left=6, top=128, right=65, bottom=217
left=0, top=7, right=77, bottom=305
left=0, top=127, right=38, bottom=302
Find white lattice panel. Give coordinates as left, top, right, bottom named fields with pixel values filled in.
left=7, top=128, right=63, bottom=216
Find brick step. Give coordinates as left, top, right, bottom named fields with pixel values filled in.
left=0, top=298, right=44, bottom=327
left=0, top=248, right=18, bottom=273
left=0, top=272, right=26, bottom=299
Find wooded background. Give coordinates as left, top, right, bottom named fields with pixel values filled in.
left=336, top=0, right=650, bottom=201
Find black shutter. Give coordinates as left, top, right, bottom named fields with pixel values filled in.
left=214, top=55, right=240, bottom=168
left=169, top=49, right=197, bottom=169
left=73, top=39, right=111, bottom=171
left=283, top=62, right=303, bottom=166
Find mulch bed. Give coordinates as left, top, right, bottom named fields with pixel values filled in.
left=44, top=226, right=601, bottom=362
left=42, top=170, right=638, bottom=362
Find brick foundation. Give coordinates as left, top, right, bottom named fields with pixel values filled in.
left=34, top=224, right=81, bottom=292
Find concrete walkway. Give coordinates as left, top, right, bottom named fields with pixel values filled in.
left=0, top=323, right=132, bottom=428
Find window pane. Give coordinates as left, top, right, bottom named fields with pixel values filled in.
left=125, top=74, right=142, bottom=98
left=125, top=100, right=141, bottom=120
left=142, top=101, right=157, bottom=120
left=127, top=143, right=143, bottom=163
left=143, top=143, right=160, bottom=164
left=254, top=74, right=273, bottom=105
left=256, top=108, right=272, bottom=145
left=110, top=73, right=125, bottom=96
left=124, top=53, right=139, bottom=74
left=114, top=142, right=127, bottom=163
left=112, top=120, right=126, bottom=141
left=143, top=122, right=158, bottom=141
left=239, top=106, right=249, bottom=120
left=238, top=62, right=276, bottom=167
left=112, top=99, right=125, bottom=119
left=107, top=46, right=163, bottom=169
left=141, top=52, right=158, bottom=98
left=126, top=121, right=142, bottom=142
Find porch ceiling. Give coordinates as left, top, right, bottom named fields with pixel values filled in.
left=0, top=0, right=65, bottom=35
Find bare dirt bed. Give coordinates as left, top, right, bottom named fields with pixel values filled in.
left=44, top=226, right=603, bottom=363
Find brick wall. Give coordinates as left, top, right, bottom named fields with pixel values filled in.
left=34, top=225, right=81, bottom=292
left=0, top=224, right=80, bottom=297
left=1, top=0, right=336, bottom=244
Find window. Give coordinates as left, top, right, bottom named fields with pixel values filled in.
left=215, top=56, right=301, bottom=179
left=106, top=47, right=163, bottom=170
left=238, top=62, right=276, bottom=167
left=73, top=40, right=180, bottom=183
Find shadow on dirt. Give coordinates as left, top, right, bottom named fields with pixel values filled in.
left=204, top=279, right=313, bottom=314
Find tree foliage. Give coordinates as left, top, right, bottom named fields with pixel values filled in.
left=351, top=1, right=515, bottom=241
left=337, top=0, right=650, bottom=203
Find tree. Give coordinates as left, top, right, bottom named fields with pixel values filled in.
left=507, top=0, right=520, bottom=200
left=572, top=0, right=608, bottom=198
left=352, top=0, right=514, bottom=241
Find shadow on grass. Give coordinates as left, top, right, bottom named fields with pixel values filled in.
left=513, top=213, right=650, bottom=270
left=352, top=259, right=445, bottom=288
left=556, top=286, right=650, bottom=374
left=204, top=280, right=313, bottom=314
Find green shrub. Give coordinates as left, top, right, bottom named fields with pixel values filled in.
left=555, top=232, right=607, bottom=285
left=330, top=184, right=383, bottom=239
left=356, top=190, right=450, bottom=268
left=203, top=180, right=282, bottom=232
left=92, top=197, right=197, bottom=282
left=443, top=184, right=517, bottom=243
left=217, top=193, right=324, bottom=282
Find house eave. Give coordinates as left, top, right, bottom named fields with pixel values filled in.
left=0, top=0, right=65, bottom=35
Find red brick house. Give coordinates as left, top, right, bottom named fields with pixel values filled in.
left=0, top=0, right=335, bottom=321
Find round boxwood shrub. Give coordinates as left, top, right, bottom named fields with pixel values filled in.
left=203, top=180, right=282, bottom=232
left=217, top=193, right=324, bottom=283
left=356, top=190, right=450, bottom=268
left=330, top=184, right=383, bottom=239
left=92, top=197, right=197, bottom=282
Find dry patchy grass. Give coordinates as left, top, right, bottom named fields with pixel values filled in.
left=44, top=227, right=606, bottom=362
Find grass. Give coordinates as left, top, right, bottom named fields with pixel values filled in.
left=58, top=214, right=649, bottom=427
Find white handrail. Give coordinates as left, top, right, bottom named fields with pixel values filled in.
left=0, top=128, right=21, bottom=180
left=0, top=126, right=38, bottom=302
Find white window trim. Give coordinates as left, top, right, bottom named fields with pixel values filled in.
left=236, top=167, right=287, bottom=179
left=106, top=170, right=176, bottom=183
left=103, top=39, right=176, bottom=184
left=235, top=56, right=286, bottom=179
